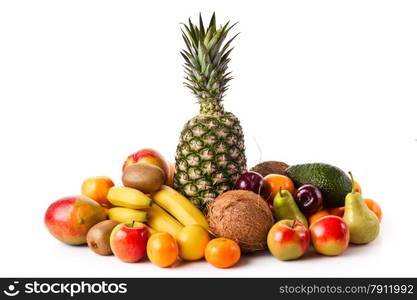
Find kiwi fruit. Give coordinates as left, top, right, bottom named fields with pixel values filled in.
left=250, top=161, right=289, bottom=177
left=86, top=220, right=119, bottom=255
left=122, top=163, right=165, bottom=193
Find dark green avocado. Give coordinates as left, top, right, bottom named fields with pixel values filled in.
left=285, top=163, right=352, bottom=208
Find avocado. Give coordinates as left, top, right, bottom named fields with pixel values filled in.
left=285, top=163, right=352, bottom=208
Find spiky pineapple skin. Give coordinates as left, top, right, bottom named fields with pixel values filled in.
left=174, top=111, right=246, bottom=211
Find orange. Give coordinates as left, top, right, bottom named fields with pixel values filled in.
left=102, top=206, right=111, bottom=215
left=364, top=199, right=382, bottom=221
left=309, top=210, right=330, bottom=225
left=81, top=176, right=114, bottom=206
left=262, top=174, right=295, bottom=201
left=205, top=238, right=240, bottom=268
left=147, top=232, right=178, bottom=267
left=329, top=207, right=345, bottom=217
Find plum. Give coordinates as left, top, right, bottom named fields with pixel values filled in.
left=295, top=184, right=323, bottom=215
left=234, top=171, right=264, bottom=194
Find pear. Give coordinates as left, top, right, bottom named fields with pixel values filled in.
left=343, top=172, right=380, bottom=244
left=273, top=188, right=308, bottom=228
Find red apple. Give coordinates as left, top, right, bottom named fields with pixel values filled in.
left=110, top=222, right=150, bottom=263
left=310, top=215, right=349, bottom=256
left=44, top=195, right=107, bottom=245
left=267, top=220, right=310, bottom=261
left=122, top=148, right=169, bottom=182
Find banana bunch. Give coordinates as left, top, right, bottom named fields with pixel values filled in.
left=106, top=185, right=207, bottom=236
left=148, top=185, right=208, bottom=236
left=106, top=186, right=151, bottom=223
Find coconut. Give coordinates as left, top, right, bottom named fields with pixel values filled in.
left=207, top=190, right=274, bottom=253
left=250, top=161, right=289, bottom=177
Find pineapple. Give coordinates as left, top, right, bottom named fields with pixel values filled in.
left=174, top=13, right=247, bottom=211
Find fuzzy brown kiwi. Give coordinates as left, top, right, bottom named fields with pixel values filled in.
left=122, top=163, right=165, bottom=193
left=86, top=220, right=119, bottom=255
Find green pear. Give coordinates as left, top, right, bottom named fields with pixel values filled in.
left=273, top=188, right=308, bottom=228
left=343, top=172, right=380, bottom=244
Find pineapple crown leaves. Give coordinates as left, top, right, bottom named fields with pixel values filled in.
left=181, top=13, right=239, bottom=103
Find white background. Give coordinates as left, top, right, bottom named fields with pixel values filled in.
left=1, top=0, right=416, bottom=277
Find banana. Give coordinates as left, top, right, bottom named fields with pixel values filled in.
left=108, top=207, right=147, bottom=224
left=146, top=203, right=183, bottom=237
left=152, top=185, right=208, bottom=229
left=107, top=186, right=151, bottom=209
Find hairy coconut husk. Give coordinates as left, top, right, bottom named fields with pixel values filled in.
left=250, top=161, right=289, bottom=177
left=207, top=190, right=274, bottom=253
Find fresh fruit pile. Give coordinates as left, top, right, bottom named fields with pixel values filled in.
left=248, top=162, right=382, bottom=260
left=44, top=13, right=382, bottom=268
left=44, top=148, right=382, bottom=267
left=45, top=148, right=238, bottom=268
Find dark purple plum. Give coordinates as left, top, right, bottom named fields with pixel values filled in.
left=295, top=184, right=323, bottom=215
left=234, top=171, right=264, bottom=194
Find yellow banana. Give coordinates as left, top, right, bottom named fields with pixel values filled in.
left=108, top=207, right=147, bottom=224
left=107, top=186, right=151, bottom=209
left=146, top=203, right=183, bottom=237
left=152, top=185, right=208, bottom=229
